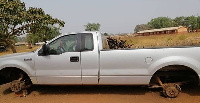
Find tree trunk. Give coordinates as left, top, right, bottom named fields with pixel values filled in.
left=10, top=44, right=17, bottom=53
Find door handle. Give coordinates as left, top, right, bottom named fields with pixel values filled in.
left=70, top=56, right=79, bottom=62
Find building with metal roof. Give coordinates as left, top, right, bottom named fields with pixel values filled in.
left=137, top=26, right=188, bottom=36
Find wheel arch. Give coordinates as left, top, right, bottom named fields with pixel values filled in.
left=0, top=67, right=34, bottom=85
left=0, top=65, right=33, bottom=77
left=0, top=61, right=36, bottom=85
left=0, top=59, right=35, bottom=77
left=149, top=56, right=200, bottom=76
left=149, top=65, right=200, bottom=85
left=148, top=56, right=200, bottom=85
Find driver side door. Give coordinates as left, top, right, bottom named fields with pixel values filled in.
left=35, top=34, right=81, bottom=85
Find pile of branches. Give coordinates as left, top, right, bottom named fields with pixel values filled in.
left=107, top=37, right=132, bottom=49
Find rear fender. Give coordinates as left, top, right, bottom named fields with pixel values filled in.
left=149, top=56, right=200, bottom=77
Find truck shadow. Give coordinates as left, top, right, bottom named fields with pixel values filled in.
left=181, top=85, right=200, bottom=96
left=28, top=85, right=149, bottom=95
left=2, top=85, right=200, bottom=96
left=26, top=85, right=200, bottom=96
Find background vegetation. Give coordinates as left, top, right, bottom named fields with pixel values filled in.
left=84, top=23, right=101, bottom=31
left=111, top=32, right=200, bottom=49
left=0, top=0, right=65, bottom=53
left=134, top=16, right=200, bottom=33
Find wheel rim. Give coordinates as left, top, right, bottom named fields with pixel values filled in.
left=165, top=87, right=179, bottom=98
left=163, top=83, right=181, bottom=98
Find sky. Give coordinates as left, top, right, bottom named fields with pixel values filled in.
left=21, top=0, right=200, bottom=34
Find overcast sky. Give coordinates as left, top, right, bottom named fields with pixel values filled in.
left=21, top=0, right=200, bottom=34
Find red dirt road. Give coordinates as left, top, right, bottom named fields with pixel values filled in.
left=1, top=84, right=200, bottom=103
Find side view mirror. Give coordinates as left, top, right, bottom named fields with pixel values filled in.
left=38, top=44, right=50, bottom=56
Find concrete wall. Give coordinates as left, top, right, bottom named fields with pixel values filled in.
left=177, top=27, right=188, bottom=33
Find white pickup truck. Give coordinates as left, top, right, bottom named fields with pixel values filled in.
left=0, top=31, right=200, bottom=97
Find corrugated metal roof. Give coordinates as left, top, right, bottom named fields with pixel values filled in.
left=137, top=26, right=185, bottom=34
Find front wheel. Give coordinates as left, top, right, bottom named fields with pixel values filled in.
left=9, top=72, right=32, bottom=97
left=10, top=80, right=26, bottom=93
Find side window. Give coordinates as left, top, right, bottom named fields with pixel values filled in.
left=49, top=34, right=79, bottom=55
left=81, top=33, right=94, bottom=51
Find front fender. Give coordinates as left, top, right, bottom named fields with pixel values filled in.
left=0, top=59, right=35, bottom=77
left=148, top=56, right=200, bottom=76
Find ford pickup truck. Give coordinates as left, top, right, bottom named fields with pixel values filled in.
left=0, top=31, right=200, bottom=97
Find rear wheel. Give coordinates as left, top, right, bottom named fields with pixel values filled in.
left=150, top=65, right=199, bottom=98
left=163, top=83, right=181, bottom=98
left=152, top=76, right=182, bottom=98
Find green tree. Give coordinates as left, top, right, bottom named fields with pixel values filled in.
left=0, top=24, right=5, bottom=46
left=173, top=16, right=187, bottom=27
left=84, top=23, right=101, bottom=31
left=104, top=33, right=109, bottom=36
left=26, top=25, right=61, bottom=44
left=134, top=24, right=152, bottom=33
left=197, top=16, right=200, bottom=29
left=0, top=0, right=65, bottom=53
left=148, top=17, right=175, bottom=29
left=185, top=16, right=198, bottom=32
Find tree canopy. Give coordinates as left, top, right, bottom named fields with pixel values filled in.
left=186, top=16, right=198, bottom=32
left=134, top=24, right=152, bottom=33
left=84, top=23, right=101, bottom=31
left=0, top=0, right=65, bottom=53
left=148, top=17, right=174, bottom=29
left=173, top=16, right=187, bottom=27
left=197, top=16, right=200, bottom=30
left=26, top=25, right=61, bottom=44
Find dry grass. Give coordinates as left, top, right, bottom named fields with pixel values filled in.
left=0, top=45, right=41, bottom=56
left=113, top=32, right=200, bottom=48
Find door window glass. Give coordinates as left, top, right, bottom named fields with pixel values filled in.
left=49, top=34, right=79, bottom=54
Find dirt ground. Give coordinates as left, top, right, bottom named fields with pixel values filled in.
left=1, top=84, right=200, bottom=103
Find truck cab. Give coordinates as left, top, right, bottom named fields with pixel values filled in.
left=35, top=32, right=101, bottom=85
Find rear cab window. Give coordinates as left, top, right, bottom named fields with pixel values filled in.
left=80, top=33, right=94, bottom=51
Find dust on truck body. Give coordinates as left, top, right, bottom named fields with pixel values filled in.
left=0, top=31, right=200, bottom=98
